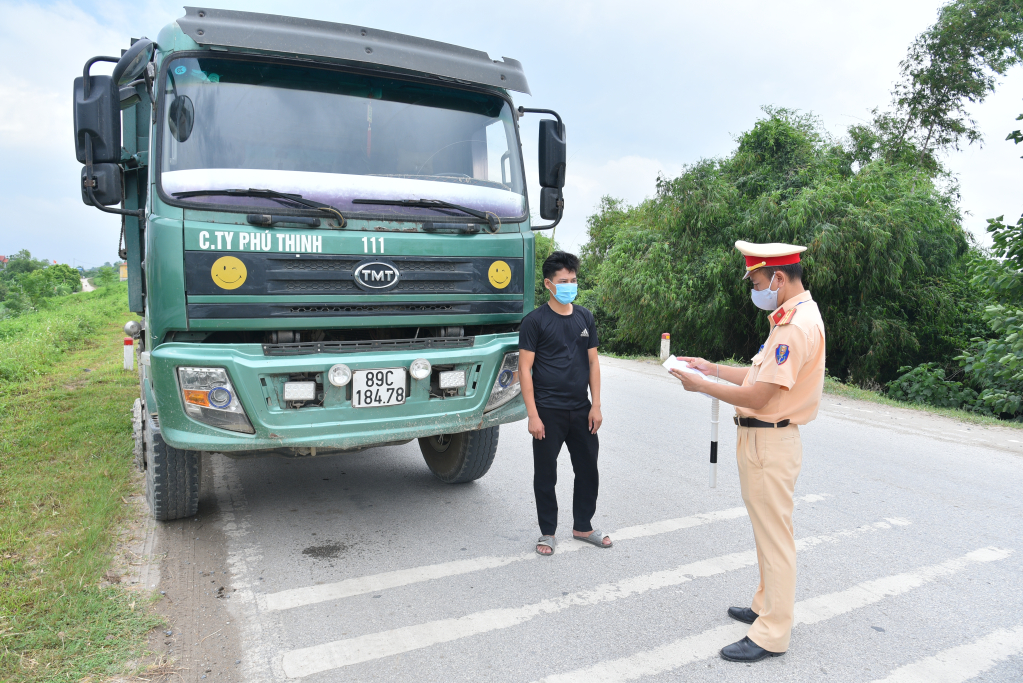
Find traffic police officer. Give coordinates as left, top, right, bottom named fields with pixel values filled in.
left=671, top=240, right=826, bottom=663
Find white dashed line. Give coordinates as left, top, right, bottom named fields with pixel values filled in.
left=278, top=518, right=901, bottom=678
left=260, top=495, right=828, bottom=612
left=533, top=547, right=1012, bottom=683
left=869, top=623, right=1023, bottom=682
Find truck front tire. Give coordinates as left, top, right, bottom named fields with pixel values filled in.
left=141, top=407, right=203, bottom=521
left=419, top=426, right=499, bottom=484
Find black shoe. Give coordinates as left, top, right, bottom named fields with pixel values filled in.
left=727, top=607, right=758, bottom=625
left=720, top=636, right=784, bottom=663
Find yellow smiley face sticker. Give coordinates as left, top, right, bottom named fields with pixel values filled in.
left=488, top=260, right=511, bottom=289
left=211, top=256, right=247, bottom=290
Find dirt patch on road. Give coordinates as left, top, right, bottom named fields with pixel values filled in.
left=142, top=454, right=246, bottom=683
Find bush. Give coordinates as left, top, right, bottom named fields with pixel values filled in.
left=94, top=265, right=119, bottom=288
left=886, top=363, right=979, bottom=410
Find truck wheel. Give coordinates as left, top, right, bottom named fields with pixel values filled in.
left=419, top=426, right=499, bottom=484
left=142, top=412, right=202, bottom=521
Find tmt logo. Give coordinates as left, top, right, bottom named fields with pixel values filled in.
left=353, top=261, right=401, bottom=291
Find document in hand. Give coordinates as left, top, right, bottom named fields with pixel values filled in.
left=662, top=356, right=715, bottom=399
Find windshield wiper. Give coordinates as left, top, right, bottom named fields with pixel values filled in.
left=351, top=198, right=499, bottom=233
left=172, top=188, right=346, bottom=228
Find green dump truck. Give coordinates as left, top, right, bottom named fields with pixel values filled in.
left=73, top=8, right=566, bottom=520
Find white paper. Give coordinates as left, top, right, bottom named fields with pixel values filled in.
left=662, top=356, right=732, bottom=399
left=662, top=355, right=706, bottom=377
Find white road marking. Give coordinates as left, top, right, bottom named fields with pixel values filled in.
left=534, top=547, right=1012, bottom=683
left=278, top=516, right=894, bottom=678
left=260, top=494, right=828, bottom=612
left=869, top=623, right=1023, bottom=683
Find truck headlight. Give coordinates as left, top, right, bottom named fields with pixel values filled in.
left=484, top=352, right=520, bottom=412
left=177, top=367, right=254, bottom=434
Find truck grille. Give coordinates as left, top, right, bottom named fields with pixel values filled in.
left=289, top=303, right=460, bottom=314
left=281, top=280, right=458, bottom=293
left=186, top=300, right=523, bottom=319
left=263, top=336, right=476, bottom=356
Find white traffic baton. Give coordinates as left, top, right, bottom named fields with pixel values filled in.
left=709, top=397, right=719, bottom=488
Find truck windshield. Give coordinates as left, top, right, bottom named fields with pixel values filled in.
left=158, top=56, right=526, bottom=222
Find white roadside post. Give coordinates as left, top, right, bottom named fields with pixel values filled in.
left=663, top=342, right=720, bottom=488
left=709, top=397, right=719, bottom=488
left=123, top=337, right=134, bottom=371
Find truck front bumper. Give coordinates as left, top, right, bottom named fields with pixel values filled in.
left=146, top=333, right=525, bottom=453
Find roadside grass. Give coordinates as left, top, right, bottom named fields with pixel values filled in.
left=601, top=351, right=1023, bottom=430
left=0, top=283, right=160, bottom=682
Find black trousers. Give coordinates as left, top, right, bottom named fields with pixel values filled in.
left=532, top=406, right=600, bottom=536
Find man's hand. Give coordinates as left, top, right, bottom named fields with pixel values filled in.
left=588, top=404, right=603, bottom=434
left=679, top=356, right=714, bottom=375
left=528, top=414, right=545, bottom=440
left=671, top=367, right=709, bottom=393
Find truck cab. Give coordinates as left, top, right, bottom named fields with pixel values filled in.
left=73, top=8, right=567, bottom=520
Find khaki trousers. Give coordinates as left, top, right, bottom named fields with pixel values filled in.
left=736, top=424, right=802, bottom=653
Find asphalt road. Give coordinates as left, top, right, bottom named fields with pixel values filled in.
left=150, top=356, right=1023, bottom=682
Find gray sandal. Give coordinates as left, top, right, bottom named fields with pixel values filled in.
left=536, top=535, right=556, bottom=556
left=575, top=529, right=612, bottom=548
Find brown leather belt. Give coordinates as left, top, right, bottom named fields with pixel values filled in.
left=734, top=416, right=791, bottom=428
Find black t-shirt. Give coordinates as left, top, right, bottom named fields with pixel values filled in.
left=518, top=304, right=599, bottom=410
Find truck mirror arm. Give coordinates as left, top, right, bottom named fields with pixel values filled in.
left=530, top=203, right=563, bottom=232
left=517, top=107, right=564, bottom=136
left=82, top=136, right=145, bottom=222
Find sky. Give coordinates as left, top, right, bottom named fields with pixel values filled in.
left=0, top=0, right=1020, bottom=268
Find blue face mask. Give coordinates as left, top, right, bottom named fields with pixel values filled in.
left=550, top=282, right=578, bottom=305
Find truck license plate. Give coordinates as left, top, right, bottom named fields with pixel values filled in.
left=352, top=368, right=407, bottom=408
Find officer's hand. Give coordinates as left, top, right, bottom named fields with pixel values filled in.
left=528, top=414, right=545, bottom=440
left=671, top=367, right=707, bottom=392
left=588, top=405, right=603, bottom=434
left=678, top=356, right=713, bottom=375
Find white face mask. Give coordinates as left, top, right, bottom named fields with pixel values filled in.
left=750, top=273, right=780, bottom=311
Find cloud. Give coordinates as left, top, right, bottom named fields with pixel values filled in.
left=553, top=155, right=676, bottom=252
left=0, top=0, right=1016, bottom=267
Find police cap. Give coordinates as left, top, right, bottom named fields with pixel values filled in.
left=735, top=240, right=807, bottom=279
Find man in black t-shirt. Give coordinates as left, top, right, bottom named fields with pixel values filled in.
left=519, top=251, right=611, bottom=556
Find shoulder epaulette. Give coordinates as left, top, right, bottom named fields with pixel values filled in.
left=772, top=307, right=798, bottom=326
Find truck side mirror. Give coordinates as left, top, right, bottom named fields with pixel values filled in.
left=74, top=74, right=121, bottom=163
left=517, top=106, right=566, bottom=230
left=539, top=187, right=563, bottom=220
left=81, top=164, right=123, bottom=206
left=112, top=38, right=154, bottom=86
left=538, top=119, right=566, bottom=188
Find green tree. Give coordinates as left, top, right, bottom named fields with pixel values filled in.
left=582, top=108, right=983, bottom=384
left=94, top=266, right=119, bottom=288
left=952, top=108, right=1023, bottom=416
left=0, top=250, right=49, bottom=280
left=533, top=233, right=558, bottom=308
left=889, top=0, right=1023, bottom=162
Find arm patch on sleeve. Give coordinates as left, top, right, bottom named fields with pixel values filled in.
left=775, top=344, right=790, bottom=365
